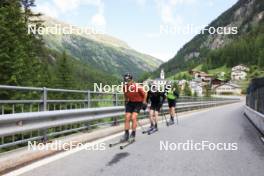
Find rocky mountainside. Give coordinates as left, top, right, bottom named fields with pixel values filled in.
left=158, top=0, right=264, bottom=76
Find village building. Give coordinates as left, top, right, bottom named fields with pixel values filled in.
left=189, top=70, right=213, bottom=83
left=189, top=81, right=203, bottom=96
left=213, top=83, right=242, bottom=95
left=211, top=78, right=227, bottom=89
left=231, top=64, right=249, bottom=81
left=152, top=69, right=167, bottom=86
left=144, top=69, right=168, bottom=88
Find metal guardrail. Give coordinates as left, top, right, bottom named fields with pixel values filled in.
left=244, top=105, right=264, bottom=135
left=0, top=85, right=125, bottom=114
left=0, top=85, right=240, bottom=150
left=0, top=101, right=240, bottom=149
left=0, top=85, right=235, bottom=114
left=245, top=78, right=264, bottom=135
left=246, top=77, right=264, bottom=114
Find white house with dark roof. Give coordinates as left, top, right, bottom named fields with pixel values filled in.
left=231, top=64, right=249, bottom=81
left=213, top=82, right=242, bottom=95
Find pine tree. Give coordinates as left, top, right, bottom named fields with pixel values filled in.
left=183, top=82, right=192, bottom=96
left=0, top=0, right=44, bottom=86
left=0, top=0, right=26, bottom=85
left=173, top=82, right=180, bottom=95
left=257, top=50, right=264, bottom=68
left=56, top=51, right=74, bottom=89
left=205, top=84, right=211, bottom=97
left=201, top=64, right=208, bottom=73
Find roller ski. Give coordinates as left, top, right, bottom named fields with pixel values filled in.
left=120, top=131, right=136, bottom=150
left=148, top=127, right=158, bottom=135
left=142, top=124, right=154, bottom=134
left=120, top=138, right=135, bottom=150
left=166, top=117, right=175, bottom=126
left=147, top=123, right=158, bottom=135
left=109, top=132, right=129, bottom=148
left=162, top=113, right=171, bottom=126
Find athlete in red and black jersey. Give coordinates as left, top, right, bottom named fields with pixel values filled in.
left=122, top=73, right=147, bottom=141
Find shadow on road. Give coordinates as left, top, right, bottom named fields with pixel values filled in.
left=107, top=152, right=130, bottom=166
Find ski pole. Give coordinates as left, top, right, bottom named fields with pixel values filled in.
left=160, top=108, right=165, bottom=122
left=176, top=109, right=179, bottom=125
left=138, top=110, right=147, bottom=133
left=163, top=113, right=169, bottom=125
left=161, top=108, right=169, bottom=125
left=137, top=119, right=147, bottom=133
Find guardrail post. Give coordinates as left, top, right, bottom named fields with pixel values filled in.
left=41, top=87, right=48, bottom=142
left=41, top=87, right=47, bottom=111
left=114, top=93, right=118, bottom=106
left=111, top=93, right=119, bottom=126
left=87, top=91, right=91, bottom=108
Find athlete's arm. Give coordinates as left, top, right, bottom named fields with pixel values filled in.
left=146, top=91, right=151, bottom=104
left=138, top=85, right=147, bottom=104
left=161, top=92, right=166, bottom=104
left=143, top=91, right=148, bottom=104
left=174, top=91, right=179, bottom=99
left=123, top=85, right=129, bottom=104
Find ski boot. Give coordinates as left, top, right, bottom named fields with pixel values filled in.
left=120, top=130, right=129, bottom=142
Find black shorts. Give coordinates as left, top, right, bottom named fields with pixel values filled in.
left=168, top=99, right=176, bottom=108
left=150, top=103, right=162, bottom=112
left=125, top=102, right=143, bottom=113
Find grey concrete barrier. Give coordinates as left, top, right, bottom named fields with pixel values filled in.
left=244, top=105, right=264, bottom=135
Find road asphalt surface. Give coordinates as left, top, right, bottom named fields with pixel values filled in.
left=15, top=102, right=264, bottom=176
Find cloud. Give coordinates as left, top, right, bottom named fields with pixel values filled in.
left=35, top=0, right=106, bottom=27
left=136, top=0, right=147, bottom=7
left=91, top=13, right=106, bottom=26
left=150, top=51, right=174, bottom=61
left=155, top=0, right=196, bottom=25
left=35, top=2, right=59, bottom=18
left=145, top=32, right=161, bottom=38
left=91, top=1, right=106, bottom=26
left=207, top=0, right=214, bottom=7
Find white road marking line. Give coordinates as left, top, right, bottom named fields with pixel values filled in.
left=261, top=137, right=264, bottom=144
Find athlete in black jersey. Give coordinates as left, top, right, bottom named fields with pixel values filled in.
left=146, top=85, right=166, bottom=131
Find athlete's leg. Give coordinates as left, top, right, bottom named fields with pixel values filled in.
left=170, top=106, right=176, bottom=123
left=154, top=110, right=159, bottom=128
left=169, top=107, right=172, bottom=117
left=131, top=112, right=138, bottom=137
left=149, top=109, right=155, bottom=126
left=125, top=112, right=132, bottom=130
left=131, top=112, right=138, bottom=129
left=170, top=107, right=176, bottom=118
left=121, top=112, right=131, bottom=141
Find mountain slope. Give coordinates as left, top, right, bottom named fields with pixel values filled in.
left=41, top=48, right=119, bottom=89
left=158, top=0, right=264, bottom=76
left=39, top=16, right=162, bottom=79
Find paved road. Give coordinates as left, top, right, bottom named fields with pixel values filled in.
left=19, top=102, right=264, bottom=176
